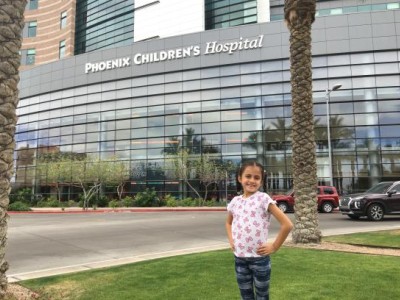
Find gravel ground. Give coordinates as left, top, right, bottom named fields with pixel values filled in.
left=6, top=283, right=39, bottom=300
left=6, top=242, right=399, bottom=299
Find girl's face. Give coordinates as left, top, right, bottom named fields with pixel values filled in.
left=238, top=165, right=262, bottom=197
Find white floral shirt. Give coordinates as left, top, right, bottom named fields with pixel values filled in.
left=227, top=191, right=276, bottom=257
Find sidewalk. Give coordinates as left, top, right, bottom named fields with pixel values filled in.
left=9, top=206, right=227, bottom=214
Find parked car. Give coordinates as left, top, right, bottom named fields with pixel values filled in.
left=339, top=181, right=400, bottom=221
left=272, top=186, right=339, bottom=213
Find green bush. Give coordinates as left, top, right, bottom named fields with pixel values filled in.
left=164, top=194, right=177, bottom=207
left=122, top=196, right=134, bottom=207
left=205, top=200, right=217, bottom=207
left=134, top=188, right=159, bottom=207
left=37, top=197, right=60, bottom=208
left=67, top=200, right=79, bottom=207
left=9, top=188, right=32, bottom=204
left=108, top=199, right=121, bottom=208
left=96, top=195, right=109, bottom=207
left=180, top=197, right=199, bottom=207
left=9, top=201, right=32, bottom=211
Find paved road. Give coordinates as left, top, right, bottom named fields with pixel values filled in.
left=6, top=211, right=400, bottom=282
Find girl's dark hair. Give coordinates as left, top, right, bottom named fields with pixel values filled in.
left=236, top=161, right=268, bottom=194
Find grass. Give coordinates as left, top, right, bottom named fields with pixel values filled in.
left=19, top=249, right=400, bottom=299
left=323, top=229, right=400, bottom=248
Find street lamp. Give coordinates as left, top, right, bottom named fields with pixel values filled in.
left=325, top=83, right=342, bottom=186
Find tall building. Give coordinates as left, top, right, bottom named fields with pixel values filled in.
left=21, top=0, right=270, bottom=68
left=16, top=1, right=400, bottom=200
left=21, top=0, right=76, bottom=70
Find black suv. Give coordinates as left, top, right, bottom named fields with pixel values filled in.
left=339, top=181, right=400, bottom=221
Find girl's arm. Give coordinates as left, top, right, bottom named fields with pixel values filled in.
left=225, top=213, right=235, bottom=251
left=257, top=203, right=293, bottom=255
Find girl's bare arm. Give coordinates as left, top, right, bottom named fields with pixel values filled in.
left=257, top=204, right=293, bottom=255
left=225, top=213, right=234, bottom=251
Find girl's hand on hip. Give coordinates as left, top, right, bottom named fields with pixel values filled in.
left=229, top=241, right=235, bottom=251
left=256, top=243, right=276, bottom=256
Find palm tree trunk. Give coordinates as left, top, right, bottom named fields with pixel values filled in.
left=0, top=0, right=26, bottom=297
left=285, top=0, right=321, bottom=243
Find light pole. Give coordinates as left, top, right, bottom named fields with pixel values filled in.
left=325, top=83, right=342, bottom=186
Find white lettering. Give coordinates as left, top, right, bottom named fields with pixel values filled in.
left=258, top=35, right=264, bottom=48
left=85, top=57, right=131, bottom=73
left=134, top=54, right=141, bottom=65
left=205, top=41, right=216, bottom=54
left=160, top=51, right=168, bottom=61
left=168, top=50, right=175, bottom=59
left=122, top=57, right=131, bottom=66
left=85, top=36, right=264, bottom=73
left=85, top=63, right=92, bottom=73
left=193, top=46, right=201, bottom=56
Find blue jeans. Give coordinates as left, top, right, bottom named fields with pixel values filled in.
left=234, top=256, right=271, bottom=300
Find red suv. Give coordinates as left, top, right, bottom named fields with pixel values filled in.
left=272, top=186, right=339, bottom=213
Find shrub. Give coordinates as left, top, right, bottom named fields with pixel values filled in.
left=96, top=195, right=109, bottom=207
left=37, top=197, right=59, bottom=208
left=67, top=200, right=79, bottom=207
left=205, top=200, right=217, bottom=207
left=164, top=194, right=177, bottom=207
left=108, top=199, right=121, bottom=208
left=122, top=196, right=134, bottom=207
left=180, top=197, right=199, bottom=207
left=9, top=201, right=32, bottom=211
left=9, top=188, right=32, bottom=204
left=134, top=188, right=159, bottom=207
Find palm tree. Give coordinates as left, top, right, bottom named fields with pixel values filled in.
left=0, top=0, right=26, bottom=296
left=285, top=0, right=321, bottom=243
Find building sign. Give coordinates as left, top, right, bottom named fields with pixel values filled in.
left=85, top=35, right=264, bottom=74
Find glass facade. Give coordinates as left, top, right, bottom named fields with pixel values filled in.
left=15, top=50, right=400, bottom=200
left=74, top=0, right=135, bottom=54
left=270, top=1, right=400, bottom=21
left=205, top=0, right=258, bottom=29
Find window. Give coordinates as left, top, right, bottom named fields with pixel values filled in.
left=387, top=3, right=400, bottom=10
left=60, top=11, right=67, bottom=29
left=24, top=21, right=37, bottom=38
left=20, top=49, right=36, bottom=65
left=59, top=40, right=66, bottom=59
left=27, top=0, right=38, bottom=10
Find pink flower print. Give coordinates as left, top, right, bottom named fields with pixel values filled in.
left=244, top=217, right=249, bottom=223
left=237, top=233, right=242, bottom=239
left=237, top=223, right=242, bottom=230
left=245, top=236, right=253, bottom=243
left=253, top=220, right=260, bottom=227
left=247, top=247, right=254, bottom=253
left=255, top=229, right=261, bottom=237
left=243, top=209, right=248, bottom=214
left=257, top=240, right=263, bottom=246
left=245, top=226, right=251, bottom=234
left=249, top=201, right=255, bottom=207
left=238, top=205, right=242, bottom=209
left=239, top=252, right=245, bottom=256
left=238, top=243, right=245, bottom=250
left=250, top=211, right=256, bottom=217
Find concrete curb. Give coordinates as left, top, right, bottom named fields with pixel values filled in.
left=8, top=207, right=227, bottom=214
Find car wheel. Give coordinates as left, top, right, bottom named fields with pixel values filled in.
left=367, top=204, right=384, bottom=221
left=347, top=215, right=360, bottom=220
left=277, top=202, right=289, bottom=213
left=321, top=202, right=334, bottom=213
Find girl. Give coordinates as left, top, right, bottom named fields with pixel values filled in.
left=226, top=161, right=293, bottom=300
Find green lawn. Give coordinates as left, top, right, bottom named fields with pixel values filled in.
left=323, top=229, right=400, bottom=248
left=19, top=246, right=400, bottom=300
